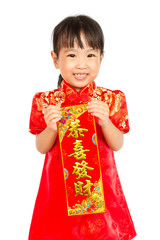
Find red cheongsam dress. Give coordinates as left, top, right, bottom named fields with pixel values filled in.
left=29, top=80, right=136, bottom=240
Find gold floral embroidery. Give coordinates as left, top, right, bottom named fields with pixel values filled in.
left=66, top=88, right=74, bottom=96
left=114, top=92, right=123, bottom=112
left=91, top=87, right=102, bottom=101
left=103, top=91, right=113, bottom=107
left=53, top=91, right=66, bottom=105
left=104, top=91, right=123, bottom=116
left=62, top=80, right=75, bottom=97
left=40, top=91, right=50, bottom=104
left=94, top=87, right=103, bottom=96
left=35, top=82, right=128, bottom=135
left=119, top=115, right=128, bottom=128
left=36, top=98, right=46, bottom=111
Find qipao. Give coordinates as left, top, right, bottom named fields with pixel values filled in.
left=29, top=80, right=136, bottom=240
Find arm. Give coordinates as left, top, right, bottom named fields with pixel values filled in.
left=87, top=100, right=124, bottom=151
left=101, top=119, right=124, bottom=151
left=36, top=105, right=62, bottom=154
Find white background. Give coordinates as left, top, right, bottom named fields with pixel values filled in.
left=0, top=0, right=160, bottom=239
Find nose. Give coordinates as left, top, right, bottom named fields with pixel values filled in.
left=76, top=55, right=87, bottom=69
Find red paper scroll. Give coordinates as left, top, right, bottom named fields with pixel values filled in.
left=57, top=104, right=106, bottom=216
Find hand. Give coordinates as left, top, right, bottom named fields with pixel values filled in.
left=87, top=100, right=109, bottom=127
left=43, top=105, right=62, bottom=131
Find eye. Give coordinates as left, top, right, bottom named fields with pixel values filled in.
left=67, top=54, right=76, bottom=58
left=87, top=54, right=96, bottom=58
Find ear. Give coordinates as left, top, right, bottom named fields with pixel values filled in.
left=51, top=51, right=59, bottom=69
left=100, top=51, right=105, bottom=63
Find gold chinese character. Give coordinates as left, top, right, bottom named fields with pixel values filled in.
left=72, top=160, right=94, bottom=179
left=67, top=119, right=88, bottom=138
left=74, top=181, right=83, bottom=196
left=83, top=180, right=93, bottom=197
left=68, top=140, right=89, bottom=160
left=74, top=180, right=93, bottom=197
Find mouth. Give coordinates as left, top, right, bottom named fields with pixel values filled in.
left=73, top=73, right=88, bottom=80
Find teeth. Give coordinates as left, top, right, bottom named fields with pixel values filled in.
left=75, top=74, right=87, bottom=77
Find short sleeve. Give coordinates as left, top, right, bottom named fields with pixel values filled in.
left=103, top=90, right=130, bottom=133
left=29, top=92, right=47, bottom=134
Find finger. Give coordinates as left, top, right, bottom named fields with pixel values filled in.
left=88, top=105, right=109, bottom=115
left=88, top=99, right=99, bottom=103
left=49, top=116, right=62, bottom=123
left=44, top=109, right=61, bottom=121
left=88, top=100, right=108, bottom=109
left=45, top=112, right=62, bottom=122
left=90, top=112, right=107, bottom=121
left=44, top=106, right=61, bottom=118
left=88, top=104, right=107, bottom=111
left=88, top=99, right=104, bottom=104
left=43, top=104, right=60, bottom=114
left=46, top=116, right=62, bottom=127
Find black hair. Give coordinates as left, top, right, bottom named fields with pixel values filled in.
left=51, top=15, right=104, bottom=87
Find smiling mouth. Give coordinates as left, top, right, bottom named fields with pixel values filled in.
left=74, top=73, right=88, bottom=79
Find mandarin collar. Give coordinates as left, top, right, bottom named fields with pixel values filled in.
left=60, top=80, right=96, bottom=104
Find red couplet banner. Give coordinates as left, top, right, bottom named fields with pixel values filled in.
left=57, top=104, right=106, bottom=216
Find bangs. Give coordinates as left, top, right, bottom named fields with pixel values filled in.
left=53, top=15, right=104, bottom=56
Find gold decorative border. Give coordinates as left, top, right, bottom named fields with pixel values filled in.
left=57, top=104, right=106, bottom=216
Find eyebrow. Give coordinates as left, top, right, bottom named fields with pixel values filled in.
left=64, top=48, right=99, bottom=53
left=64, top=48, right=77, bottom=53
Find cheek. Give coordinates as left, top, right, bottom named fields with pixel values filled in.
left=91, top=62, right=101, bottom=74
left=60, top=61, right=73, bottom=71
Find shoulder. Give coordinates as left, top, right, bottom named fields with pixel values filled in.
left=96, top=86, right=124, bottom=94
left=96, top=86, right=129, bottom=132
left=32, top=90, right=55, bottom=112
left=32, top=88, right=65, bottom=111
left=96, top=86, right=127, bottom=115
left=96, top=86, right=125, bottom=102
left=33, top=88, right=59, bottom=100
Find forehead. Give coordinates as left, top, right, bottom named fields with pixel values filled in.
left=58, top=31, right=100, bottom=53
left=65, top=36, right=94, bottom=50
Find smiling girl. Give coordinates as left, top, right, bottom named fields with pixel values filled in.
left=29, top=15, right=136, bottom=240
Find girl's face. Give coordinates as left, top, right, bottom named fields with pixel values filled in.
left=51, top=34, right=104, bottom=92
